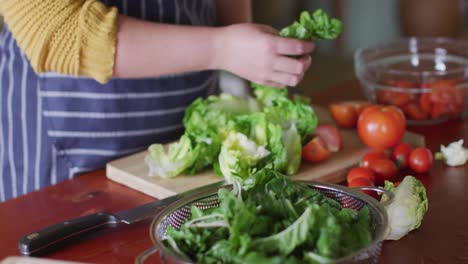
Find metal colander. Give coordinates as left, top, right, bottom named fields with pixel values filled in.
left=147, top=181, right=390, bottom=264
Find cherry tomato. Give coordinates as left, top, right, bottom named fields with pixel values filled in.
left=392, top=143, right=413, bottom=169
left=346, top=167, right=376, bottom=184
left=328, top=101, right=372, bottom=129
left=348, top=177, right=375, bottom=197
left=312, top=124, right=342, bottom=152
left=409, top=147, right=433, bottom=173
left=302, top=136, right=331, bottom=163
left=367, top=159, right=398, bottom=186
left=357, top=105, right=406, bottom=149
left=360, top=150, right=389, bottom=168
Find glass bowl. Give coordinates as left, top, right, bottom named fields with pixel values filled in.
left=354, top=37, right=468, bottom=125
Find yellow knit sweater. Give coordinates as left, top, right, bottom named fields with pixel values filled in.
left=0, top=0, right=118, bottom=84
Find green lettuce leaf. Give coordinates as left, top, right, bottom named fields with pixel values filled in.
left=280, top=9, right=343, bottom=40
left=250, top=206, right=316, bottom=255
left=381, top=176, right=428, bottom=240
left=145, top=135, right=199, bottom=178
left=218, top=132, right=270, bottom=183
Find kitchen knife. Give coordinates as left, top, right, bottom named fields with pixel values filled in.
left=18, top=180, right=226, bottom=256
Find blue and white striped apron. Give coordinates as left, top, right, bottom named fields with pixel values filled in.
left=0, top=0, right=218, bottom=202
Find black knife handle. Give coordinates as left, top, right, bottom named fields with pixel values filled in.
left=18, top=212, right=119, bottom=256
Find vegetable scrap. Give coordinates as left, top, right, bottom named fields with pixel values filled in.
left=436, top=139, right=468, bottom=167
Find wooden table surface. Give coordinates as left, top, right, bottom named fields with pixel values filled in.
left=0, top=80, right=467, bottom=263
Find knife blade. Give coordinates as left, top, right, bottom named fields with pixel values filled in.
left=18, top=180, right=226, bottom=256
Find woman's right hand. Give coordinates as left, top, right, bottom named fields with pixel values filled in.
left=213, top=23, right=315, bottom=88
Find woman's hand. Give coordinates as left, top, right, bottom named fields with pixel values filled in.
left=214, top=23, right=315, bottom=88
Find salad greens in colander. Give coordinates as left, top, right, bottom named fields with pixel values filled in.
left=145, top=8, right=342, bottom=182
left=163, top=169, right=372, bottom=263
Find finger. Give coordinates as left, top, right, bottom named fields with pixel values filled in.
left=269, top=72, right=304, bottom=87
left=273, top=55, right=312, bottom=75
left=257, top=24, right=279, bottom=35
left=273, top=37, right=315, bottom=56
left=262, top=80, right=286, bottom=88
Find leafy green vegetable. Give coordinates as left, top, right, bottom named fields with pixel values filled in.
left=280, top=9, right=343, bottom=40
left=249, top=206, right=315, bottom=255
left=218, top=132, right=270, bottom=183
left=254, top=85, right=318, bottom=144
left=163, top=169, right=373, bottom=263
left=146, top=94, right=261, bottom=177
left=234, top=110, right=304, bottom=176
left=145, top=134, right=199, bottom=178
left=279, top=123, right=302, bottom=175
left=183, top=94, right=261, bottom=173
left=252, top=83, right=289, bottom=107
left=146, top=84, right=317, bottom=180
left=381, top=176, right=428, bottom=240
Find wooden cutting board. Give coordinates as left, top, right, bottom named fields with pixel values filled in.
left=106, top=106, right=425, bottom=199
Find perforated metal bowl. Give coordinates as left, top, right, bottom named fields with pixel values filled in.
left=141, top=182, right=390, bottom=264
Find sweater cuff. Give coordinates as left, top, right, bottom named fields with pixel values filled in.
left=79, top=1, right=118, bottom=84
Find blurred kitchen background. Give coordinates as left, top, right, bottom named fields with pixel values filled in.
left=253, top=0, right=468, bottom=97
left=1, top=0, right=468, bottom=96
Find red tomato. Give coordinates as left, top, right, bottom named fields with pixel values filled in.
left=392, top=143, right=413, bottom=169
left=401, top=103, right=429, bottom=120
left=431, top=102, right=449, bottom=119
left=409, top=147, right=433, bottom=173
left=421, top=80, right=464, bottom=119
left=328, top=101, right=372, bottom=129
left=367, top=159, right=398, bottom=186
left=431, top=102, right=461, bottom=119
left=357, top=105, right=406, bottom=149
left=428, top=80, right=462, bottom=104
left=377, top=90, right=413, bottom=107
left=346, top=167, right=376, bottom=184
left=419, top=92, right=432, bottom=114
left=360, top=150, right=389, bottom=168
left=348, top=177, right=375, bottom=197
left=302, top=136, right=331, bottom=163
left=377, top=80, right=416, bottom=106
left=329, top=104, right=358, bottom=129
left=354, top=101, right=373, bottom=116
left=312, top=124, right=342, bottom=152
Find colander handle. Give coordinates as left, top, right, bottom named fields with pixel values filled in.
left=352, top=186, right=394, bottom=205
left=135, top=246, right=159, bottom=264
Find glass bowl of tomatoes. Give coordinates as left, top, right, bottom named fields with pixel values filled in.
left=354, top=37, right=468, bottom=125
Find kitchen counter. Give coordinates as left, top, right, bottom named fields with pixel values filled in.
left=0, top=80, right=467, bottom=263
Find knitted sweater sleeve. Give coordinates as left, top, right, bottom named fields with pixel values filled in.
left=0, top=0, right=118, bottom=84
